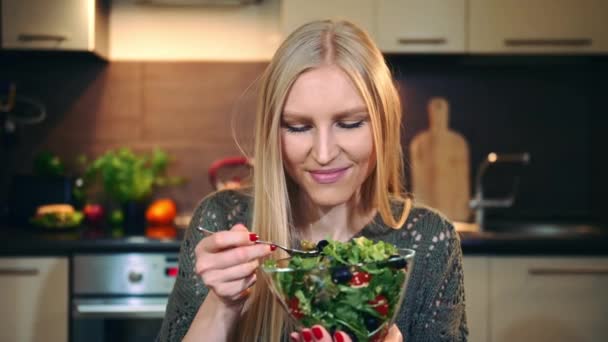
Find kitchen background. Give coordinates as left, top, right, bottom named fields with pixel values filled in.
left=1, top=1, right=608, bottom=342
left=1, top=2, right=607, bottom=223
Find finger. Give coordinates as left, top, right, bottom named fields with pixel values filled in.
left=208, top=273, right=256, bottom=300
left=198, top=224, right=257, bottom=252
left=196, top=244, right=271, bottom=273
left=203, top=259, right=259, bottom=283
left=289, top=332, right=301, bottom=342
left=311, top=325, right=332, bottom=341
left=300, top=328, right=314, bottom=342
left=385, top=324, right=403, bottom=342
left=333, top=331, right=352, bottom=342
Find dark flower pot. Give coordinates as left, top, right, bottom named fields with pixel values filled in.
left=122, top=201, right=148, bottom=236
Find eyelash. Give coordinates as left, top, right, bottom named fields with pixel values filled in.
left=283, top=120, right=365, bottom=133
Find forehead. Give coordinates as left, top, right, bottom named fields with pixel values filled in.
left=283, top=65, right=366, bottom=116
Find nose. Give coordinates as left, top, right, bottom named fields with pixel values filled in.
left=312, top=126, right=339, bottom=165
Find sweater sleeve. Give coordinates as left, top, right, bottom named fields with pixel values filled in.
left=156, top=193, right=229, bottom=342
left=405, top=212, right=469, bottom=341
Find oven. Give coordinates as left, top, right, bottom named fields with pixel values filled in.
left=71, top=253, right=178, bottom=342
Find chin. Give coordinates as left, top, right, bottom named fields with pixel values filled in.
left=305, top=186, right=356, bottom=208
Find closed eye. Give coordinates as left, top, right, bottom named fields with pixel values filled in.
left=282, top=123, right=311, bottom=133
left=337, top=120, right=365, bottom=129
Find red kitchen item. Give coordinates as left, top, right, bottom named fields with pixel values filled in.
left=208, top=156, right=252, bottom=190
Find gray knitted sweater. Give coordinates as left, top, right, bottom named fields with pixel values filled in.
left=157, top=190, right=468, bottom=341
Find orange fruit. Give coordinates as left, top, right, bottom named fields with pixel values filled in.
left=145, top=199, right=177, bottom=225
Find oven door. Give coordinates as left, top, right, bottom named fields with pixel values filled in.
left=72, top=297, right=167, bottom=342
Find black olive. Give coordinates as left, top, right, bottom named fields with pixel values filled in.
left=331, top=266, right=352, bottom=284
left=385, top=255, right=408, bottom=269
left=363, top=313, right=381, bottom=331
left=316, top=239, right=329, bottom=252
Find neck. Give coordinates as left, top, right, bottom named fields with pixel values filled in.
left=294, top=193, right=376, bottom=242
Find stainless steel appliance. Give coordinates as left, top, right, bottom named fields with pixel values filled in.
left=71, top=253, right=178, bottom=342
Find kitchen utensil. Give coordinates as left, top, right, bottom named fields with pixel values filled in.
left=196, top=226, right=320, bottom=257
left=409, top=97, right=471, bottom=222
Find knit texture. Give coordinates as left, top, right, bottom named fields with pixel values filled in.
left=157, top=190, right=468, bottom=341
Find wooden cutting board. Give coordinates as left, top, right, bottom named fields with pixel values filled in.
left=409, top=97, right=471, bottom=222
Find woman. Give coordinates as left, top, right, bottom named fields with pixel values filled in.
left=158, top=20, right=468, bottom=342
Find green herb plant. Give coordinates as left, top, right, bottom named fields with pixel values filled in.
left=82, top=148, right=185, bottom=204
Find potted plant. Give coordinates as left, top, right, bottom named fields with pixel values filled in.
left=82, top=147, right=185, bottom=235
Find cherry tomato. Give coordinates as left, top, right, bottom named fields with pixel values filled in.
left=369, top=295, right=389, bottom=316
left=287, top=297, right=304, bottom=320
left=349, top=271, right=371, bottom=287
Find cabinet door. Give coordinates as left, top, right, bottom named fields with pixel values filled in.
left=489, top=257, right=608, bottom=342
left=376, top=0, right=466, bottom=53
left=463, top=257, right=489, bottom=342
left=2, top=0, right=92, bottom=50
left=469, top=0, right=608, bottom=53
left=281, top=0, right=376, bottom=38
left=0, top=257, right=69, bottom=342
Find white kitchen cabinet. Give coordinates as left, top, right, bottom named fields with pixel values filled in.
left=280, top=0, right=376, bottom=39
left=1, top=0, right=109, bottom=57
left=376, top=0, right=466, bottom=53
left=0, top=257, right=69, bottom=342
left=468, top=0, right=608, bottom=54
left=463, top=257, right=490, bottom=342
left=489, top=257, right=608, bottom=342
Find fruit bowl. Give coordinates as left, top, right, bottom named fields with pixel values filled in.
left=261, top=237, right=415, bottom=341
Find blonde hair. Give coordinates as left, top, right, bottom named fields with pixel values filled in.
left=235, top=19, right=412, bottom=341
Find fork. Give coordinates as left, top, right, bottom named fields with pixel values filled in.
left=196, top=226, right=320, bottom=257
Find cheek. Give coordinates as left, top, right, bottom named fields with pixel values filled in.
left=341, top=129, right=375, bottom=166
left=281, top=133, right=310, bottom=169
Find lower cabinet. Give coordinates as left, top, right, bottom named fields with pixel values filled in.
left=463, top=257, right=490, bottom=342
left=0, top=257, right=69, bottom=342
left=489, top=257, right=608, bottom=342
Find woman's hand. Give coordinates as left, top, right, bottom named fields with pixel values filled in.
left=290, top=324, right=403, bottom=342
left=194, top=223, right=273, bottom=308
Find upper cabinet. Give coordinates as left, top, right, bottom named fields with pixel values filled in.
left=281, top=0, right=608, bottom=55
left=1, top=0, right=109, bottom=58
left=469, top=0, right=608, bottom=54
left=376, top=0, right=465, bottom=53
left=281, top=0, right=376, bottom=39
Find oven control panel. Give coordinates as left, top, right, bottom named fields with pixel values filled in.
left=73, top=253, right=179, bottom=295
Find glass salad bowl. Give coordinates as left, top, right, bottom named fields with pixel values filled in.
left=261, top=237, right=415, bottom=342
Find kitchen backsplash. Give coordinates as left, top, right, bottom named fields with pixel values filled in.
left=1, top=53, right=606, bottom=223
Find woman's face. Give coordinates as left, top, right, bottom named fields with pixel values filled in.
left=281, top=64, right=376, bottom=207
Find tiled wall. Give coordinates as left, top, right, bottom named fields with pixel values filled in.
left=1, top=53, right=606, bottom=222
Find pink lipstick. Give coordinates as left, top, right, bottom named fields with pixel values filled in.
left=309, top=167, right=349, bottom=184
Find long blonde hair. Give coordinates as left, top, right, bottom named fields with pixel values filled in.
left=236, top=19, right=412, bottom=341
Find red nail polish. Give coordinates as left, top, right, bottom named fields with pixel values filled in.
left=302, top=330, right=313, bottom=342
left=334, top=332, right=345, bottom=342
left=312, top=326, right=323, bottom=339
left=270, top=244, right=277, bottom=251
left=290, top=336, right=298, bottom=342
left=249, top=233, right=258, bottom=242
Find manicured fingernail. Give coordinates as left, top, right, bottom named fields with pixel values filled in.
left=249, top=233, right=258, bottom=242
left=302, top=330, right=313, bottom=342
left=270, top=244, right=277, bottom=251
left=312, top=326, right=323, bottom=339
left=334, top=332, right=345, bottom=342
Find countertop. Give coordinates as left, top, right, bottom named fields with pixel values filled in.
left=1, top=222, right=607, bottom=256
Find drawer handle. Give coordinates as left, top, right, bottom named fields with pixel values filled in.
left=18, top=34, right=69, bottom=42
left=504, top=38, right=592, bottom=47
left=397, top=38, right=447, bottom=45
left=529, top=268, right=608, bottom=276
left=0, top=268, right=39, bottom=276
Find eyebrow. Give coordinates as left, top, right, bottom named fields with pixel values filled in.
left=282, top=106, right=369, bottom=120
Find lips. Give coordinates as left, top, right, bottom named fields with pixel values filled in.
left=309, top=167, right=350, bottom=184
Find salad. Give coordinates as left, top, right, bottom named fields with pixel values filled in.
left=263, top=237, right=413, bottom=341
